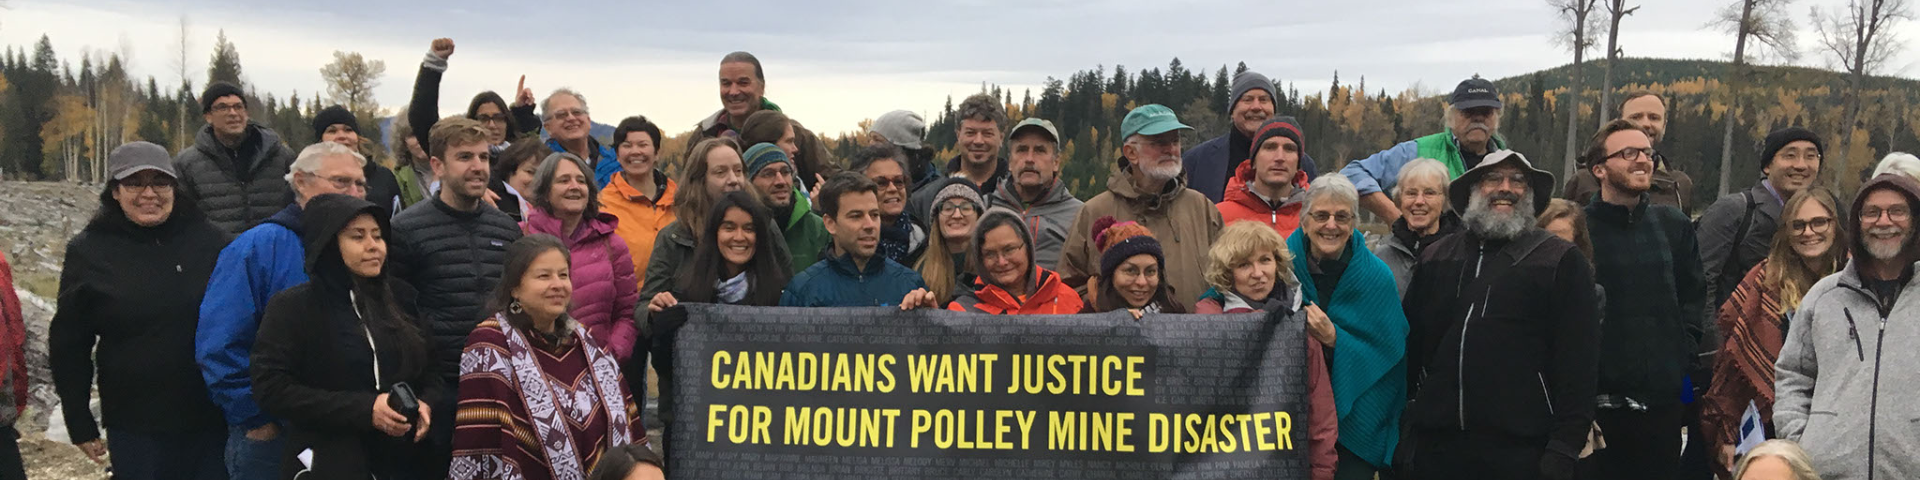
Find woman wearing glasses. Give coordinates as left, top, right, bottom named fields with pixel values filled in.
left=1700, top=188, right=1847, bottom=476
left=947, top=209, right=1084, bottom=314
left=1286, top=173, right=1407, bottom=480
left=50, top=142, right=231, bottom=479
left=916, top=180, right=984, bottom=306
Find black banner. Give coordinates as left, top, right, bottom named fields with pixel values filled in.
left=668, top=304, right=1310, bottom=479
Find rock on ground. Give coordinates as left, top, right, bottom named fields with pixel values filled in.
left=2, top=182, right=109, bottom=479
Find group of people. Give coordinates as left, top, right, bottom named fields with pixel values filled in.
left=1, top=38, right=1910, bottom=480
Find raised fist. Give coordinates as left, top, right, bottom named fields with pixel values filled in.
left=430, top=38, right=455, bottom=58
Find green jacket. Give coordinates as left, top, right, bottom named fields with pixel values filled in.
left=1338, top=131, right=1508, bottom=197
left=781, top=189, right=832, bottom=274
left=392, top=163, right=431, bottom=209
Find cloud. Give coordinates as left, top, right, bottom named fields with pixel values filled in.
left=5, top=0, right=1920, bottom=137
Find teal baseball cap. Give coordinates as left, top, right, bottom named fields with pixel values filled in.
left=1120, top=104, right=1192, bottom=140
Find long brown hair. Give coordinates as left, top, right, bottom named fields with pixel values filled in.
left=1764, top=187, right=1848, bottom=314
left=672, top=137, right=743, bottom=237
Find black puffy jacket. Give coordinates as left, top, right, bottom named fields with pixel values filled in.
left=172, top=123, right=296, bottom=235
left=389, top=197, right=522, bottom=381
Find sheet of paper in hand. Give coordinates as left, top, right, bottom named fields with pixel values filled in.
left=1736, top=400, right=1766, bottom=456
left=664, top=304, right=1315, bottom=479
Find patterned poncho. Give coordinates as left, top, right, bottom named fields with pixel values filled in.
left=452, top=314, right=643, bottom=480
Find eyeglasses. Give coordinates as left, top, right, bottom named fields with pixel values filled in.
left=1789, top=216, right=1834, bottom=234
left=1308, top=211, right=1354, bottom=225
left=316, top=174, right=369, bottom=191
left=1605, top=147, right=1656, bottom=162
left=1859, top=205, right=1912, bottom=223
left=475, top=114, right=509, bottom=125
left=870, top=175, right=908, bottom=189
left=754, top=164, right=793, bottom=180
left=209, top=103, right=246, bottom=114
left=1776, top=151, right=1822, bottom=163
left=119, top=178, right=176, bottom=193
left=547, top=108, right=588, bottom=121
left=1478, top=172, right=1529, bottom=189
left=938, top=202, right=980, bottom=217
left=981, top=243, right=1026, bottom=263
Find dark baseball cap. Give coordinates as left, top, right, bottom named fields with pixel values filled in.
left=1449, top=76, right=1502, bottom=111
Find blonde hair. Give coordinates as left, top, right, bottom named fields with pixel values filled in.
left=1205, top=221, right=1297, bottom=293
left=915, top=238, right=962, bottom=306
left=1732, top=440, right=1823, bottom=480
left=1763, top=187, right=1847, bottom=315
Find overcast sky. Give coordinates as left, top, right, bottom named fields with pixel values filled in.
left=5, top=0, right=1919, bottom=136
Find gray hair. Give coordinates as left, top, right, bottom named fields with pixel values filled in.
left=541, top=88, right=589, bottom=121
left=1732, top=440, right=1823, bottom=480
left=1391, top=158, right=1450, bottom=199
left=1303, top=173, right=1359, bottom=214
left=1872, top=152, right=1920, bottom=181
left=527, top=152, right=601, bottom=219
left=285, top=141, right=367, bottom=185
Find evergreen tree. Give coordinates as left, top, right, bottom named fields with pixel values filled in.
left=207, top=29, right=244, bottom=88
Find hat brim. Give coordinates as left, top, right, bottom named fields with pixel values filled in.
left=1448, top=156, right=1555, bottom=214
left=1451, top=99, right=1503, bottom=111
left=1129, top=121, right=1194, bottom=139
left=113, top=165, right=177, bottom=181
left=1008, top=124, right=1059, bottom=143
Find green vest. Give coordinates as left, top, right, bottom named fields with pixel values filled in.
left=1412, top=131, right=1508, bottom=179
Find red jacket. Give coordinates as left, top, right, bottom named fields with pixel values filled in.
left=947, top=267, right=1085, bottom=315
left=1217, top=161, right=1311, bottom=237
left=0, top=253, right=25, bottom=420
left=1196, top=294, right=1337, bottom=480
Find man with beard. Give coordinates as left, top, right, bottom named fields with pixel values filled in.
left=1562, top=91, right=1696, bottom=212
left=389, top=118, right=523, bottom=469
left=1341, top=76, right=1507, bottom=223
left=1217, top=118, right=1311, bottom=236
left=989, top=118, right=1083, bottom=270
left=539, top=88, right=620, bottom=187
left=746, top=141, right=831, bottom=273
left=690, top=51, right=838, bottom=184
left=910, top=94, right=1010, bottom=229
left=1401, top=150, right=1598, bottom=480
left=1060, top=104, right=1223, bottom=308
left=850, top=144, right=926, bottom=266
left=1774, top=173, right=1920, bottom=480
left=1579, top=120, right=1706, bottom=479
left=1184, top=70, right=1321, bottom=202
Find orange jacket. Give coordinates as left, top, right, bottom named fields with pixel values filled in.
left=946, top=267, right=1085, bottom=315
left=1216, top=160, right=1310, bottom=237
left=599, top=173, right=678, bottom=292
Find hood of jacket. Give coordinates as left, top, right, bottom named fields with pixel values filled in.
left=1850, top=174, right=1920, bottom=263
left=299, top=194, right=392, bottom=290
left=964, top=266, right=1079, bottom=312
left=993, top=176, right=1076, bottom=211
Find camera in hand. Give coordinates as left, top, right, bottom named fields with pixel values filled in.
left=388, top=382, right=420, bottom=427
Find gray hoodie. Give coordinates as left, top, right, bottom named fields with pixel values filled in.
left=989, top=178, right=1084, bottom=271
left=1774, top=174, right=1920, bottom=480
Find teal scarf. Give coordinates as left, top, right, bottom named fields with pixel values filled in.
left=1288, top=227, right=1407, bottom=468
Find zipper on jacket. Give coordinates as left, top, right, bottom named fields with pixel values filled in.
left=350, top=291, right=382, bottom=389
left=1844, top=309, right=1865, bottom=361
left=1867, top=313, right=1887, bottom=480
left=1538, top=373, right=1555, bottom=415
left=1458, top=245, right=1489, bottom=428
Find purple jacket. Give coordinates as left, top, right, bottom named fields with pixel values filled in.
left=521, top=208, right=640, bottom=361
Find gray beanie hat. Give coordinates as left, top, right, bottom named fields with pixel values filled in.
left=1231, top=71, right=1277, bottom=108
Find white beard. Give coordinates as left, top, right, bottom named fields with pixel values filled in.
left=1463, top=190, right=1536, bottom=240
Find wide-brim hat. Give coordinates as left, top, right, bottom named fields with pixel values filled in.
left=1448, top=149, right=1554, bottom=214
